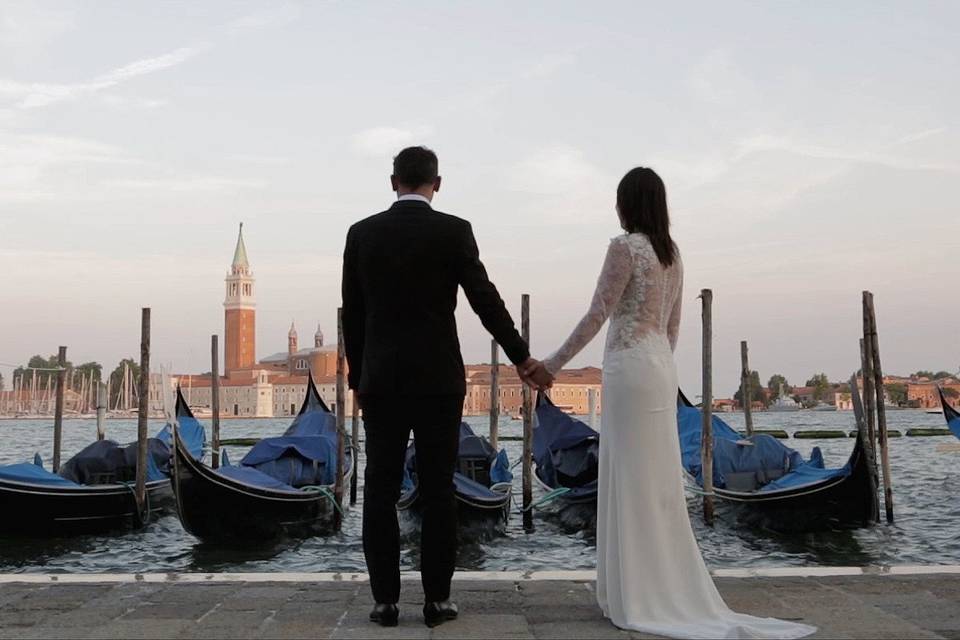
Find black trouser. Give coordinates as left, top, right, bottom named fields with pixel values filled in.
left=360, top=394, right=463, bottom=604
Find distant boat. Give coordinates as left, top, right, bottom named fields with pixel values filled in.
left=171, top=374, right=354, bottom=543
left=938, top=387, right=960, bottom=440
left=769, top=396, right=801, bottom=412
left=811, top=402, right=837, bottom=412
left=769, top=382, right=801, bottom=412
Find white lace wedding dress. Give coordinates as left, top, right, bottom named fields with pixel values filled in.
left=543, top=233, right=816, bottom=640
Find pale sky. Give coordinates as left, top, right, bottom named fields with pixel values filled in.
left=1, top=0, right=958, bottom=398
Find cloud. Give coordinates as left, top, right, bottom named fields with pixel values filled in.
left=107, top=177, right=266, bottom=193
left=0, top=6, right=296, bottom=111
left=1, top=44, right=210, bottom=109
left=734, top=134, right=960, bottom=174
left=896, top=127, right=946, bottom=145
left=0, top=1, right=76, bottom=49
left=510, top=145, right=607, bottom=194
left=351, top=126, right=435, bottom=157
left=687, top=48, right=759, bottom=108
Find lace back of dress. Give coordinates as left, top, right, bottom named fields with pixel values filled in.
left=605, top=234, right=683, bottom=357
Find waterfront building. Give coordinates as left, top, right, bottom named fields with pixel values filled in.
left=462, top=365, right=602, bottom=416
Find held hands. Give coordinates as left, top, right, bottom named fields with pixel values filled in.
left=517, top=357, right=554, bottom=391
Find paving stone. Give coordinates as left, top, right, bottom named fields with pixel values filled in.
left=120, top=602, right=216, bottom=621
left=258, top=621, right=338, bottom=639
left=431, top=613, right=534, bottom=639
left=82, top=619, right=196, bottom=639
left=530, top=621, right=635, bottom=639
left=2, top=574, right=960, bottom=638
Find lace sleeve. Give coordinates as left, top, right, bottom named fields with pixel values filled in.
left=668, top=267, right=683, bottom=352
left=542, top=238, right=632, bottom=375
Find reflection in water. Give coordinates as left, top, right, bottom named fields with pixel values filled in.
left=0, top=409, right=957, bottom=572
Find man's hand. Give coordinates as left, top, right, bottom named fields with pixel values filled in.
left=517, top=358, right=554, bottom=391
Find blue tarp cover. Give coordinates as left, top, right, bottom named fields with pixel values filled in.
left=216, top=465, right=297, bottom=492
left=235, top=394, right=347, bottom=489
left=676, top=404, right=850, bottom=492
left=533, top=399, right=600, bottom=500
left=58, top=438, right=170, bottom=484
left=241, top=436, right=338, bottom=486
left=0, top=462, right=80, bottom=487
left=156, top=417, right=206, bottom=461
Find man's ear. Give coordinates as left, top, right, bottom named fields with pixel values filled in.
left=433, top=176, right=442, bottom=193
left=390, top=175, right=399, bottom=192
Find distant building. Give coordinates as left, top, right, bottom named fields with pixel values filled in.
left=463, top=365, right=602, bottom=416
left=907, top=378, right=960, bottom=409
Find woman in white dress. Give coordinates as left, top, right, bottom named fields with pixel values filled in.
left=537, top=168, right=816, bottom=639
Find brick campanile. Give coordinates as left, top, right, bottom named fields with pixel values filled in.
left=224, top=223, right=256, bottom=375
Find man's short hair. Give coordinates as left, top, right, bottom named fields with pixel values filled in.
left=392, top=146, right=438, bottom=188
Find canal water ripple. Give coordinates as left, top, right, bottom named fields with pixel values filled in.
left=0, top=410, right=957, bottom=573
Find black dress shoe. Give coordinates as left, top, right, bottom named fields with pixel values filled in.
left=369, top=603, right=399, bottom=627
left=423, top=600, right=458, bottom=628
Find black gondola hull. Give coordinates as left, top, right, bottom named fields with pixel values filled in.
left=0, top=479, right=170, bottom=535
left=171, top=430, right=349, bottom=543
left=705, top=434, right=879, bottom=532
left=397, top=487, right=512, bottom=540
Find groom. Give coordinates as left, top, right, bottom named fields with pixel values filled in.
left=341, top=146, right=552, bottom=628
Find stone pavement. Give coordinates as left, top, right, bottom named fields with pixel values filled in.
left=1, top=570, right=959, bottom=639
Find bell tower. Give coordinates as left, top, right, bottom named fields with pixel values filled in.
left=224, top=223, right=256, bottom=375
left=288, top=322, right=298, bottom=374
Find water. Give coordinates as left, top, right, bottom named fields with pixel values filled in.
left=0, top=410, right=957, bottom=573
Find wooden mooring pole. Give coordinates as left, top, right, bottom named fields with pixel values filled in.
left=700, top=290, right=715, bottom=526
left=860, top=337, right=877, bottom=451
left=211, top=335, right=221, bottom=469
left=521, top=294, right=534, bottom=533
left=135, top=308, right=151, bottom=516
left=865, top=291, right=894, bottom=523
left=489, top=339, right=500, bottom=450
left=96, top=381, right=107, bottom=441
left=740, top=341, right=754, bottom=437
left=349, top=390, right=359, bottom=506
left=52, top=346, right=67, bottom=472
left=334, top=308, right=347, bottom=530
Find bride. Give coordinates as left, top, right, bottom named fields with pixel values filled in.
left=535, top=167, right=816, bottom=639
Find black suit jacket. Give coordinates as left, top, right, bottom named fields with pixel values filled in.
left=342, top=199, right=529, bottom=396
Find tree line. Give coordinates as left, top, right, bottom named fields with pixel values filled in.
left=9, top=355, right=141, bottom=407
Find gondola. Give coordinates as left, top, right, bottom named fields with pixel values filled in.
left=678, top=387, right=879, bottom=531
left=171, top=373, right=354, bottom=543
left=532, top=393, right=599, bottom=533
left=0, top=417, right=204, bottom=535
left=397, top=423, right=513, bottom=537
left=938, top=386, right=960, bottom=439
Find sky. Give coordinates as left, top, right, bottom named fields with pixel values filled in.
left=0, top=0, right=958, bottom=398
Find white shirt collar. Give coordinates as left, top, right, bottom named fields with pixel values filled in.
left=397, top=194, right=432, bottom=205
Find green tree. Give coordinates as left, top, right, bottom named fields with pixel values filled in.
left=767, top=374, right=791, bottom=399
left=911, top=370, right=934, bottom=379
left=734, top=370, right=767, bottom=407
left=108, top=358, right=141, bottom=407
left=0, top=372, right=5, bottom=393
left=73, top=361, right=102, bottom=381
left=805, top=373, right=831, bottom=401
left=13, top=355, right=72, bottom=391
left=886, top=382, right=907, bottom=406
left=933, top=371, right=955, bottom=380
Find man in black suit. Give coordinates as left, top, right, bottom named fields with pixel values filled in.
left=342, top=146, right=552, bottom=628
